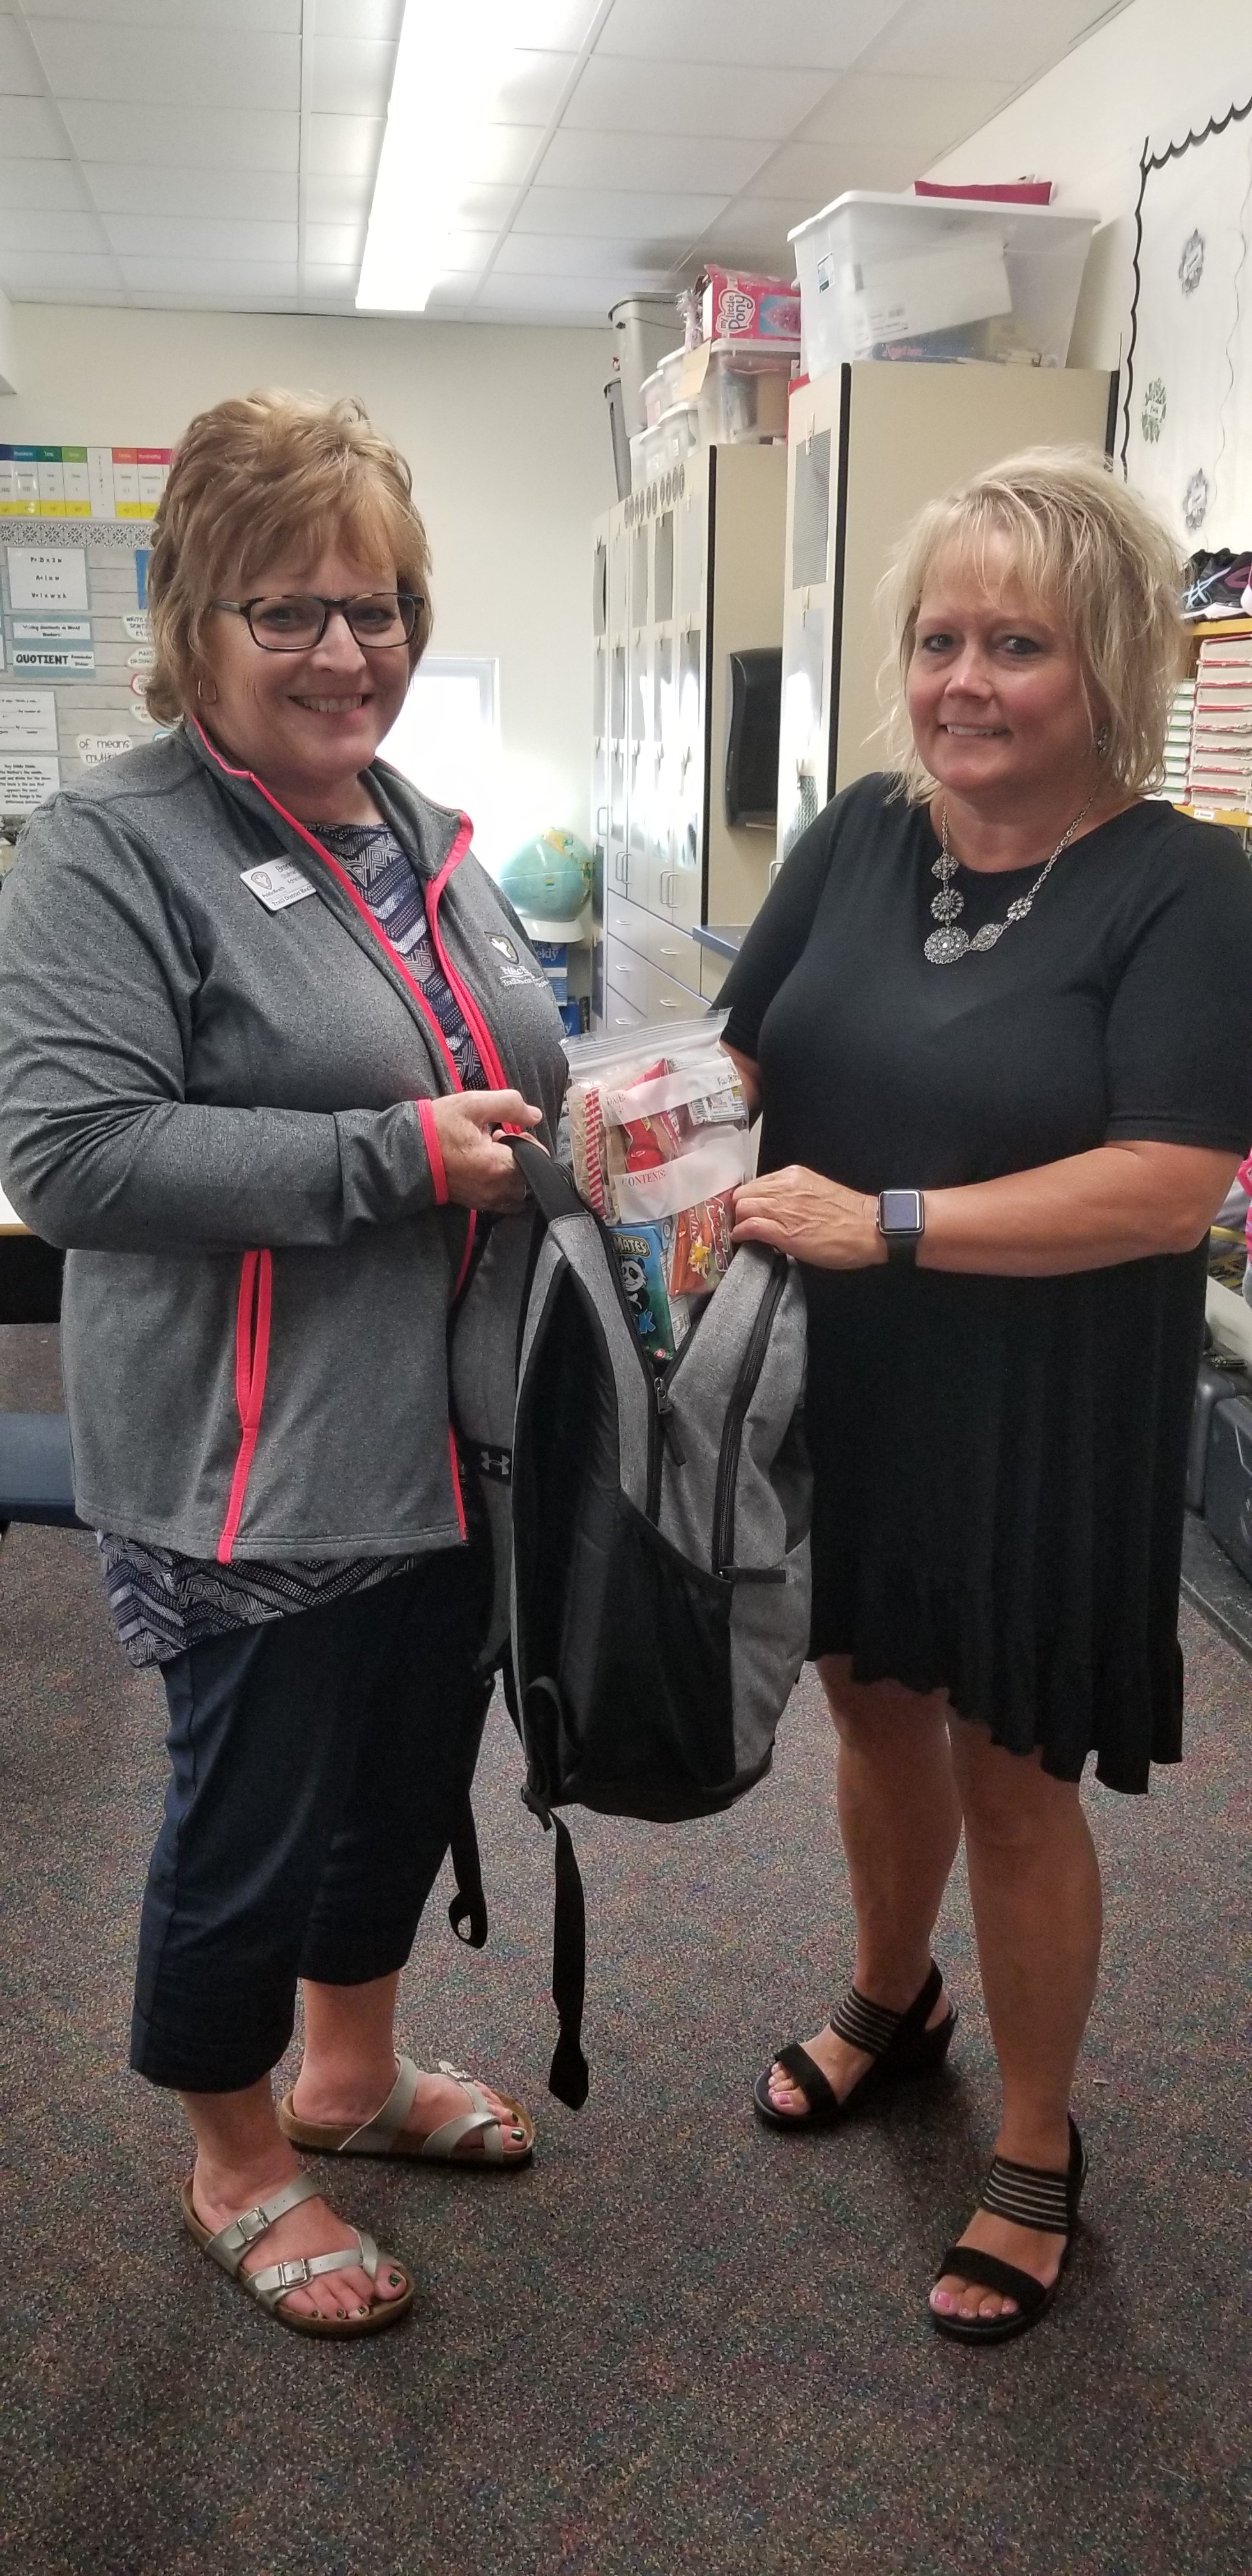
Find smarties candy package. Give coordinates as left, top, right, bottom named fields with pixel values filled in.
left=562, top=1013, right=751, bottom=1360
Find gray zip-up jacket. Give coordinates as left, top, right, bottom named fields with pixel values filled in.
left=0, top=723, right=567, bottom=1558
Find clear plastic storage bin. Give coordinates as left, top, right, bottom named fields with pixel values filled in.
left=790, top=191, right=1098, bottom=375
left=629, top=420, right=671, bottom=490
left=696, top=340, right=795, bottom=444
left=660, top=401, right=701, bottom=470
left=641, top=346, right=688, bottom=427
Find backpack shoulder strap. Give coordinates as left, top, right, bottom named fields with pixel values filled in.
left=509, top=1132, right=586, bottom=1223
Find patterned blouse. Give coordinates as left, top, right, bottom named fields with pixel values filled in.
left=99, top=818, right=486, bottom=1668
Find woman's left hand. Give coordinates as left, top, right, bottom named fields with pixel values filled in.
left=731, top=1166, right=887, bottom=1268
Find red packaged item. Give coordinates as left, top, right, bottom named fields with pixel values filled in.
left=669, top=1191, right=737, bottom=1296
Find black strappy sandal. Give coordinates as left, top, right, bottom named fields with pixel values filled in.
left=929, top=2114, right=1087, bottom=2345
left=753, top=1959, right=957, bottom=2129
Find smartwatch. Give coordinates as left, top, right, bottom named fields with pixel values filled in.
left=876, top=1188, right=925, bottom=1265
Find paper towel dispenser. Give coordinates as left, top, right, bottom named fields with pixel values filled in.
left=725, top=646, right=782, bottom=827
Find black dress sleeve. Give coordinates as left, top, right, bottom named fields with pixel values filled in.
left=718, top=785, right=864, bottom=1057
left=1104, top=818, right=1252, bottom=1154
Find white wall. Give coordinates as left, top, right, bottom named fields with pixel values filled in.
left=0, top=303, right=615, bottom=863
left=925, top=0, right=1252, bottom=377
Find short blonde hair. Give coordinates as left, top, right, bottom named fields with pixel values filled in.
left=146, top=388, right=433, bottom=725
left=878, top=447, right=1186, bottom=801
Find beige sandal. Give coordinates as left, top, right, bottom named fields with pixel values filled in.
left=181, top=2170, right=414, bottom=2338
left=278, top=2053, right=535, bottom=2166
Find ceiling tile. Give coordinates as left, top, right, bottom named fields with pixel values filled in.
left=564, top=56, right=835, bottom=139
left=0, top=13, right=44, bottom=91
left=303, top=220, right=363, bottom=266
left=429, top=233, right=498, bottom=276
left=303, top=171, right=371, bottom=225
left=306, top=112, right=384, bottom=178
left=597, top=0, right=901, bottom=72
left=62, top=102, right=299, bottom=169
left=24, top=0, right=300, bottom=24
left=793, top=70, right=1014, bottom=170
left=462, top=124, right=546, bottom=187
left=105, top=214, right=298, bottom=261
left=859, top=0, right=1120, bottom=86
left=313, top=0, right=402, bottom=33
left=492, top=49, right=579, bottom=126
left=84, top=160, right=297, bottom=218
left=30, top=20, right=300, bottom=108
left=449, top=182, right=519, bottom=232
left=504, top=2, right=604, bottom=39
left=309, top=36, right=396, bottom=119
left=302, top=263, right=360, bottom=296
left=470, top=272, right=624, bottom=319
left=0, top=157, right=89, bottom=210
left=492, top=231, right=680, bottom=278
left=0, top=249, right=120, bottom=293
left=537, top=128, right=767, bottom=194
left=127, top=287, right=300, bottom=309
left=0, top=95, right=70, bottom=156
left=692, top=200, right=816, bottom=266
left=513, top=184, right=728, bottom=236
left=0, top=206, right=104, bottom=253
left=116, top=254, right=297, bottom=292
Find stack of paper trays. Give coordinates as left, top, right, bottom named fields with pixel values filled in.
left=1189, top=636, right=1252, bottom=811
left=1161, top=676, right=1195, bottom=802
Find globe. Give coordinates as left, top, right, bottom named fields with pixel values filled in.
left=498, top=827, right=591, bottom=922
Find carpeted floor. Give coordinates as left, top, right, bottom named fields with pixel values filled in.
left=1, top=1326, right=1249, bottom=2576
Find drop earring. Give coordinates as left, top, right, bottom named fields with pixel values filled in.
left=196, top=675, right=218, bottom=706
left=1095, top=721, right=1110, bottom=757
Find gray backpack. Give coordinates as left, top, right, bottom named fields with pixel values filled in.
left=454, top=1136, right=811, bottom=2106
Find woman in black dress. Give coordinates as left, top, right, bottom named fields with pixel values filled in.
left=721, top=449, right=1252, bottom=2344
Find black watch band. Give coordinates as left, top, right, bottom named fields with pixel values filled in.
left=876, top=1188, right=925, bottom=1266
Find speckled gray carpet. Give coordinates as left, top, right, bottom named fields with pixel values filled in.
left=1, top=1327, right=1249, bottom=2576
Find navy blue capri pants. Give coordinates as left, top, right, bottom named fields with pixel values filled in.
left=131, top=1545, right=492, bottom=2093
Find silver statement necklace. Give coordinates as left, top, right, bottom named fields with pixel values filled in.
left=924, top=790, right=1098, bottom=966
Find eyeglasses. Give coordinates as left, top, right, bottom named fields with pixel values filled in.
left=211, top=592, right=423, bottom=652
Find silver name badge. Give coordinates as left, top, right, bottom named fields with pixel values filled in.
left=240, top=859, right=317, bottom=912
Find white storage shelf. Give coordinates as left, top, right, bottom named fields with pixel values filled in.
left=590, top=443, right=786, bottom=1032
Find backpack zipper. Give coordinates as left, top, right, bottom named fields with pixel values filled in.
left=711, top=1254, right=788, bottom=1578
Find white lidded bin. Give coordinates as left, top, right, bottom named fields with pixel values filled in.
left=694, top=339, right=796, bottom=444
left=641, top=346, right=689, bottom=428
left=789, top=192, right=1099, bottom=376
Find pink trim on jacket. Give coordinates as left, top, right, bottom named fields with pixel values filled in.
left=194, top=723, right=492, bottom=1535
left=217, top=1248, right=273, bottom=1562
left=417, top=1096, right=449, bottom=1206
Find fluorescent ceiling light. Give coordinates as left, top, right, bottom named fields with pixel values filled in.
left=357, top=1, right=573, bottom=314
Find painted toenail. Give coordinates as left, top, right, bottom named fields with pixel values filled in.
left=388, top=2271, right=403, bottom=2287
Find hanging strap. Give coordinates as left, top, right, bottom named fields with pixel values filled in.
left=547, top=1810, right=588, bottom=2111
left=447, top=1798, right=488, bottom=1949
left=501, top=1653, right=589, bottom=2109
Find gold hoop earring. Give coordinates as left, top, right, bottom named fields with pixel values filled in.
left=196, top=675, right=218, bottom=706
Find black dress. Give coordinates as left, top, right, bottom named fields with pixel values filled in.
left=718, top=776, right=1252, bottom=1791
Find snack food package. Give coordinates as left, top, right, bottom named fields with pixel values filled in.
left=563, top=1014, right=749, bottom=1227
left=606, top=1220, right=694, bottom=1363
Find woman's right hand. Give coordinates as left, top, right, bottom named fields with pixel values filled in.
left=426, top=1091, right=543, bottom=1212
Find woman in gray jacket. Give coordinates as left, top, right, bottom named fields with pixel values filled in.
left=0, top=390, right=568, bottom=2338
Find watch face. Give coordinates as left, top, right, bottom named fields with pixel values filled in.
left=880, top=1190, right=923, bottom=1236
